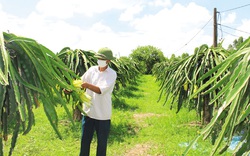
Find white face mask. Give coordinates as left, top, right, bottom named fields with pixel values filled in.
left=97, top=60, right=107, bottom=68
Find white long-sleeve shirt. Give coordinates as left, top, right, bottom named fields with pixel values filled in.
left=81, top=66, right=117, bottom=120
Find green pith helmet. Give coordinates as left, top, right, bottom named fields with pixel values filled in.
left=95, top=47, right=115, bottom=60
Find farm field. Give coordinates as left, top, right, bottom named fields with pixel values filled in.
left=3, top=75, right=233, bottom=156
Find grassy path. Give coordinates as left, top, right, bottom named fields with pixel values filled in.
left=110, top=75, right=204, bottom=156
left=4, top=75, right=232, bottom=156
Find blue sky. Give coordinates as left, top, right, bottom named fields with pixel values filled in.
left=1, top=0, right=250, bottom=57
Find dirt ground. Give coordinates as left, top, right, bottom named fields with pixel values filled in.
left=125, top=143, right=152, bottom=156
left=124, top=113, right=162, bottom=156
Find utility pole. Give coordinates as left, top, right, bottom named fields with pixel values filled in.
left=213, top=8, right=217, bottom=47
left=203, top=8, right=218, bottom=125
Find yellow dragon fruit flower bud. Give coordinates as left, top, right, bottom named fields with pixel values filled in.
left=193, top=85, right=198, bottom=98
left=79, top=91, right=92, bottom=106
left=183, top=81, right=188, bottom=91
left=73, top=80, right=83, bottom=88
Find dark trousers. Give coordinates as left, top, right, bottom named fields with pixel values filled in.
left=79, top=116, right=110, bottom=156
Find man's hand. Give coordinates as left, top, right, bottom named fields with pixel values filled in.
left=81, top=82, right=101, bottom=94
left=81, top=82, right=89, bottom=89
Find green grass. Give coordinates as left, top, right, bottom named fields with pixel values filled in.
left=4, top=75, right=233, bottom=156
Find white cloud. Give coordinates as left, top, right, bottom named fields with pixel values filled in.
left=73, top=0, right=135, bottom=17
left=36, top=0, right=75, bottom=19
left=0, top=6, right=20, bottom=32
left=119, top=4, right=144, bottom=21
left=34, top=21, right=82, bottom=52
left=220, top=17, right=250, bottom=49
left=130, top=2, right=211, bottom=34
left=236, top=19, right=250, bottom=38
left=221, top=12, right=236, bottom=24
left=127, top=2, right=212, bottom=56
left=1, top=11, right=82, bottom=52
left=90, top=22, right=113, bottom=32
left=149, top=0, right=171, bottom=7
left=36, top=0, right=135, bottom=18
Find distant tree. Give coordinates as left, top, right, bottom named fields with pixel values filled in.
left=119, top=56, right=129, bottom=60
left=228, top=36, right=244, bottom=50
left=129, top=45, right=166, bottom=74
left=164, top=53, right=189, bottom=65
left=180, top=52, right=189, bottom=59
left=169, top=54, right=179, bottom=62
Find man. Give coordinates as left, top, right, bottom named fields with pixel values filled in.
left=79, top=47, right=117, bottom=156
